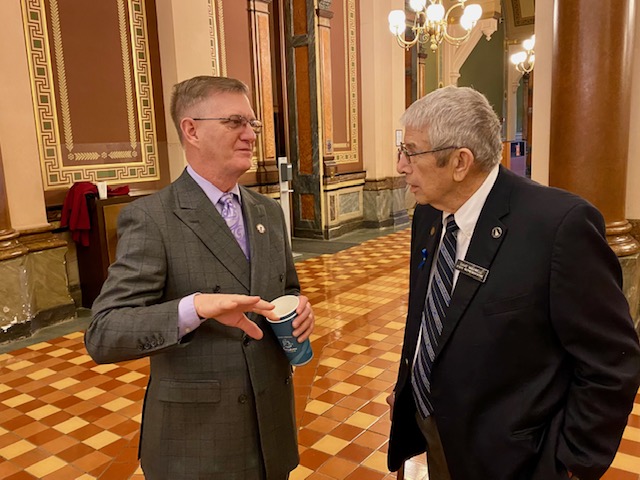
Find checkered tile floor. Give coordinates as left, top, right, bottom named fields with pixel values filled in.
left=1, top=228, right=639, bottom=479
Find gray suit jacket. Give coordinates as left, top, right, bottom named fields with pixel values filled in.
left=85, top=170, right=299, bottom=479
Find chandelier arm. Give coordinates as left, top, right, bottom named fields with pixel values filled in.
left=441, top=3, right=474, bottom=44
left=395, top=33, right=420, bottom=50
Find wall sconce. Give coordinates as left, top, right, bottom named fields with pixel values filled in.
left=511, top=35, right=535, bottom=74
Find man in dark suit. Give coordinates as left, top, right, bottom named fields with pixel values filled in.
left=387, top=86, right=640, bottom=480
left=85, top=76, right=314, bottom=479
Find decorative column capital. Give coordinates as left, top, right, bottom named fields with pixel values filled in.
left=317, top=0, right=333, bottom=19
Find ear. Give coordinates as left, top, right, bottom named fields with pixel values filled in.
left=180, top=118, right=199, bottom=146
left=451, top=148, right=475, bottom=182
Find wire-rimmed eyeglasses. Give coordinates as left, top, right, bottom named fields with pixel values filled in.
left=192, top=114, right=263, bottom=134
left=397, top=142, right=460, bottom=164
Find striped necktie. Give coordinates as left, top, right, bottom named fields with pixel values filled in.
left=412, top=214, right=459, bottom=418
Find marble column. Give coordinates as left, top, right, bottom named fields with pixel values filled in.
left=549, top=0, right=638, bottom=257
left=0, top=148, right=28, bottom=261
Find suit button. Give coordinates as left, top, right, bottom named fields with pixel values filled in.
left=238, top=394, right=248, bottom=404
left=285, top=377, right=292, bottom=385
left=243, top=336, right=251, bottom=346
left=144, top=343, right=152, bottom=350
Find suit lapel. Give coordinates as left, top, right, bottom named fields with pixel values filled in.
left=241, top=187, right=269, bottom=297
left=410, top=214, right=443, bottom=330
left=436, top=167, right=513, bottom=356
left=172, top=172, right=251, bottom=290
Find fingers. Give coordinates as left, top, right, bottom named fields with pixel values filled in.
left=292, top=298, right=314, bottom=341
left=235, top=315, right=264, bottom=340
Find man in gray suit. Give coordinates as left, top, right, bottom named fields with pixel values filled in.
left=85, top=76, right=314, bottom=480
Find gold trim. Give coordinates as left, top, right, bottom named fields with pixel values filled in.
left=334, top=0, right=359, bottom=165
left=207, top=0, right=222, bottom=75
left=217, top=0, right=227, bottom=76
left=22, top=0, right=160, bottom=187
left=49, top=0, right=72, bottom=152
left=118, top=0, right=137, bottom=151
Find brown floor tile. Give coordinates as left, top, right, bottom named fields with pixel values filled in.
left=316, top=456, right=358, bottom=479
left=344, top=465, right=386, bottom=480
left=299, top=448, right=332, bottom=471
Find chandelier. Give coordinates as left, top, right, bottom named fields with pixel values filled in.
left=510, top=35, right=535, bottom=74
left=388, top=0, right=483, bottom=52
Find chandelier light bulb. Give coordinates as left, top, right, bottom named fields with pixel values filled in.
left=388, top=9, right=406, bottom=33
left=522, top=35, right=535, bottom=52
left=510, top=51, right=527, bottom=65
left=464, top=4, right=483, bottom=22
left=529, top=54, right=535, bottom=65
left=426, top=3, right=445, bottom=22
left=460, top=14, right=473, bottom=31
left=409, top=0, right=427, bottom=13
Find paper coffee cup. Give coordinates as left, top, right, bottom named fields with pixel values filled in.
left=267, top=295, right=313, bottom=366
left=97, top=181, right=108, bottom=200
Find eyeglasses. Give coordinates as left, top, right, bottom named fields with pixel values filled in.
left=191, top=114, right=263, bottom=133
left=397, top=142, right=460, bottom=164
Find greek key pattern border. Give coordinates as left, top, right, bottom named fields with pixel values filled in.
left=334, top=0, right=359, bottom=165
left=207, top=0, right=227, bottom=75
left=22, top=0, right=160, bottom=188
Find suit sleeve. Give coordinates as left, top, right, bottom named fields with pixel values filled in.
left=550, top=202, right=640, bottom=479
left=85, top=202, right=182, bottom=364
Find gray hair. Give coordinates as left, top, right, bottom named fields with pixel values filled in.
left=401, top=86, right=502, bottom=171
left=170, top=76, right=250, bottom=142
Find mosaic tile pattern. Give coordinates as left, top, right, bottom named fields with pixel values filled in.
left=0, top=229, right=639, bottom=479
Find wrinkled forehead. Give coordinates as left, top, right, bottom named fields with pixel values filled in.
left=190, top=91, right=255, bottom=117
left=402, top=125, right=432, bottom=149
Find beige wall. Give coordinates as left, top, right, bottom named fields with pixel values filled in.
left=0, top=0, right=49, bottom=230
left=359, top=0, right=405, bottom=180
left=155, top=0, right=215, bottom=181
left=530, top=0, right=552, bottom=186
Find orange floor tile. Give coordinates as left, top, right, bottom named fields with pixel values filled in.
left=1, top=228, right=639, bottom=479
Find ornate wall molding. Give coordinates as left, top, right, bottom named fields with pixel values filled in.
left=208, top=0, right=226, bottom=76
left=333, top=0, right=359, bottom=165
left=22, top=0, right=160, bottom=189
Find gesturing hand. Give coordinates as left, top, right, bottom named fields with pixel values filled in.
left=193, top=294, right=279, bottom=340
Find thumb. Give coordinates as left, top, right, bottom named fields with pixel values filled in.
left=236, top=314, right=264, bottom=340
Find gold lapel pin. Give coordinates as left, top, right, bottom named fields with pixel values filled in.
left=256, top=224, right=266, bottom=234
left=430, top=226, right=436, bottom=236
left=491, top=226, right=503, bottom=239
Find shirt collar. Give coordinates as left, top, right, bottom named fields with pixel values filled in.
left=442, top=163, right=499, bottom=239
left=186, top=166, right=242, bottom=205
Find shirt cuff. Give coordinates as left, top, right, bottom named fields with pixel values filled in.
left=178, top=293, right=203, bottom=338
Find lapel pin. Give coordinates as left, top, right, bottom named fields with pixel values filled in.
left=491, top=226, right=503, bottom=239
left=430, top=226, right=436, bottom=236
left=418, top=248, right=428, bottom=269
left=256, top=224, right=266, bottom=234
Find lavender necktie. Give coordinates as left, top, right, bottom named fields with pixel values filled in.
left=219, top=192, right=249, bottom=259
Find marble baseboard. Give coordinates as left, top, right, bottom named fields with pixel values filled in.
left=0, top=245, right=75, bottom=344
left=363, top=187, right=409, bottom=229
left=620, top=253, right=640, bottom=332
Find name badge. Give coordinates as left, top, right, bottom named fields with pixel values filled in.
left=455, top=259, right=489, bottom=283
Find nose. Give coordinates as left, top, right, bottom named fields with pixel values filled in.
left=240, top=123, right=257, bottom=142
left=396, top=152, right=409, bottom=175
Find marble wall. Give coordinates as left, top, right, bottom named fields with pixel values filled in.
left=0, top=246, right=75, bottom=343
